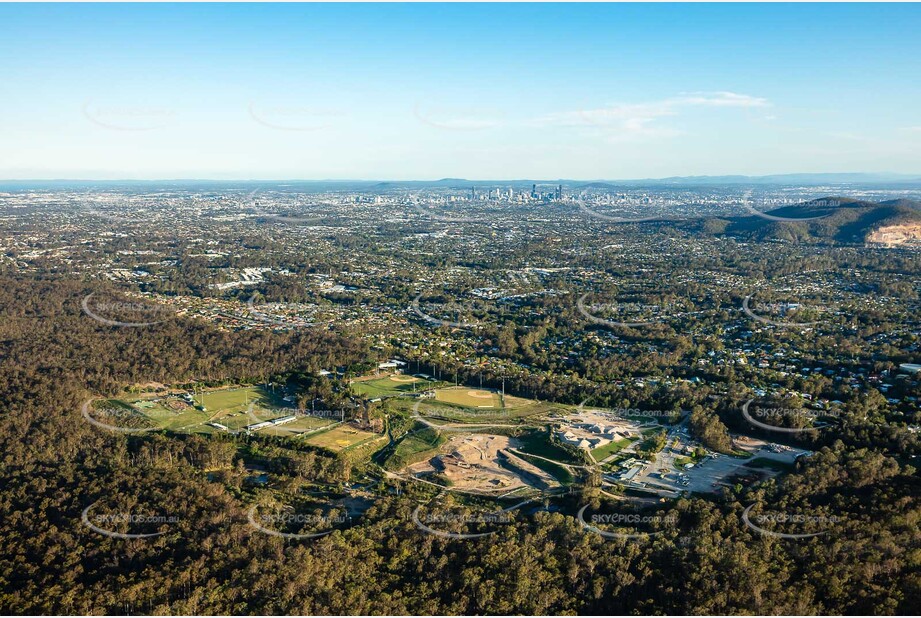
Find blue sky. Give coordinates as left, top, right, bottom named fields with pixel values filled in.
left=1, top=3, right=919, bottom=180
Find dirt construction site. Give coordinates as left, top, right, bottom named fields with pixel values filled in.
left=405, top=433, right=558, bottom=494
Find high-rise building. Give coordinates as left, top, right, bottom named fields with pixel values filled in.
left=556, top=184, right=562, bottom=200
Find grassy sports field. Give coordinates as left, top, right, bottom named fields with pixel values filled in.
left=405, top=388, right=561, bottom=424
left=258, top=416, right=334, bottom=437
left=303, top=424, right=382, bottom=452
left=434, top=386, right=502, bottom=408
left=116, top=385, right=294, bottom=433
left=195, top=386, right=277, bottom=414
left=352, top=374, right=432, bottom=398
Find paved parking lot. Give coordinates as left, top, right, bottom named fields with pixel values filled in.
left=630, top=427, right=810, bottom=495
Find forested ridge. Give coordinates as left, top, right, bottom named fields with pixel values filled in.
left=0, top=276, right=919, bottom=615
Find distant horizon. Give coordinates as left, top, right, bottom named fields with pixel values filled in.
left=3, top=171, right=921, bottom=185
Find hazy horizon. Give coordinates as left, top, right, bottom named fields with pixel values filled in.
left=3, top=171, right=921, bottom=184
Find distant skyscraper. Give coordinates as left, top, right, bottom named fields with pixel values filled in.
left=557, top=184, right=562, bottom=200
left=531, top=184, right=537, bottom=198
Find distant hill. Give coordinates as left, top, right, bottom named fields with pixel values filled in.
left=5, top=172, right=921, bottom=191
left=574, top=182, right=624, bottom=190
left=715, top=196, right=921, bottom=244
left=633, top=173, right=921, bottom=186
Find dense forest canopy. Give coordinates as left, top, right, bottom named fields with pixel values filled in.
left=0, top=276, right=918, bottom=615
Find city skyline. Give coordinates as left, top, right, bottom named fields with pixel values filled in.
left=2, top=3, right=920, bottom=180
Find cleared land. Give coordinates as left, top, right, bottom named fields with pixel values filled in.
left=406, top=433, right=534, bottom=493
left=304, top=424, right=381, bottom=452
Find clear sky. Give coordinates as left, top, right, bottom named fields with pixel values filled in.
left=1, top=3, right=919, bottom=180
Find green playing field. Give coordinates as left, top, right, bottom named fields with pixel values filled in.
left=434, top=386, right=502, bottom=408
left=352, top=374, right=431, bottom=398
left=117, top=385, right=295, bottom=433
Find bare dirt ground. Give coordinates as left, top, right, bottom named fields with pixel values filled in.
left=406, top=433, right=541, bottom=493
